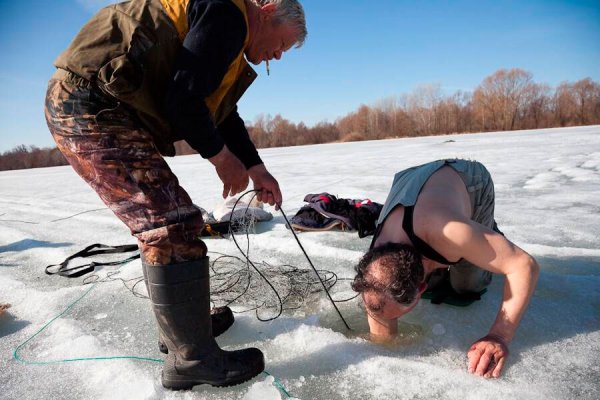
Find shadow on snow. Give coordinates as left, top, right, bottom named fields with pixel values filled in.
left=0, top=239, right=73, bottom=254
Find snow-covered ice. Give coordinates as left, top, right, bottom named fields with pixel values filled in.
left=1, top=125, right=599, bottom=399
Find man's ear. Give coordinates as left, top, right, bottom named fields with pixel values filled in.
left=260, top=3, right=277, bottom=20
left=417, top=281, right=428, bottom=295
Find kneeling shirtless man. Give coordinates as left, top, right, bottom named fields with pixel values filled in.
left=352, top=159, right=539, bottom=378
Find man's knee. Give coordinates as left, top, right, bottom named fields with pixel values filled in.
left=137, top=212, right=207, bottom=265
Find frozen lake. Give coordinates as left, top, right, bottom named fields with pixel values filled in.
left=1, top=125, right=599, bottom=399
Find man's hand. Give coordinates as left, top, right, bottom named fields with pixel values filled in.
left=248, top=164, right=282, bottom=209
left=209, top=145, right=249, bottom=198
left=467, top=334, right=509, bottom=378
left=438, top=220, right=539, bottom=378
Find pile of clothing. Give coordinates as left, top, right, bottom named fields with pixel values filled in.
left=199, top=196, right=273, bottom=237
left=289, top=193, right=383, bottom=238
left=211, top=196, right=273, bottom=224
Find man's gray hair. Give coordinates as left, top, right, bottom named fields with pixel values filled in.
left=258, top=0, right=307, bottom=47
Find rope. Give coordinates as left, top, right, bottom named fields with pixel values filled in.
left=263, top=371, right=292, bottom=398
left=228, top=190, right=352, bottom=329
left=229, top=191, right=285, bottom=321
left=0, top=208, right=108, bottom=225
left=10, top=187, right=358, bottom=397
left=12, top=282, right=163, bottom=365
left=12, top=269, right=293, bottom=398
left=276, top=196, right=352, bottom=330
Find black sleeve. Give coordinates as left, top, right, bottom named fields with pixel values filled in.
left=164, top=0, right=247, bottom=159
left=217, top=106, right=263, bottom=168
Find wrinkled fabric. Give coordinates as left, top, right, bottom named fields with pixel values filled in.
left=45, top=78, right=207, bottom=265
left=376, top=159, right=498, bottom=294
left=212, top=195, right=272, bottom=223
left=290, top=193, right=383, bottom=238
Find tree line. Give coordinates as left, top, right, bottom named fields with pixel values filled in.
left=244, top=68, right=600, bottom=148
left=0, top=144, right=67, bottom=171
left=2, top=68, right=599, bottom=171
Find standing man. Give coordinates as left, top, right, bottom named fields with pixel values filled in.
left=45, top=0, right=306, bottom=390
left=352, top=159, right=539, bottom=378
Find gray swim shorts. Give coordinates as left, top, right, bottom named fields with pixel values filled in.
left=444, top=159, right=499, bottom=294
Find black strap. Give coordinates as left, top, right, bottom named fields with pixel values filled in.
left=402, top=206, right=460, bottom=265
left=428, top=287, right=484, bottom=306
left=45, top=243, right=140, bottom=278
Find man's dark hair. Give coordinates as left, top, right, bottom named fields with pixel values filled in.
left=351, top=243, right=424, bottom=305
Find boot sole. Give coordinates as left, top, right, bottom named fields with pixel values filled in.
left=161, top=367, right=264, bottom=390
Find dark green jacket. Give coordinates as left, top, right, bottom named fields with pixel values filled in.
left=54, top=0, right=259, bottom=164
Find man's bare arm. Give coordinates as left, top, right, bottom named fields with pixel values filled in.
left=439, top=219, right=540, bottom=377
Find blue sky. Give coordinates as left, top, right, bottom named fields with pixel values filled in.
left=0, top=0, right=599, bottom=152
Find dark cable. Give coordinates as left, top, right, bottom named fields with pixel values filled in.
left=0, top=208, right=108, bottom=225
left=276, top=196, right=352, bottom=330
left=229, top=191, right=284, bottom=321
left=47, top=191, right=358, bottom=326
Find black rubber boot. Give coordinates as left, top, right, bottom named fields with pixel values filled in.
left=145, top=257, right=264, bottom=390
left=143, top=263, right=235, bottom=354
left=157, top=306, right=234, bottom=354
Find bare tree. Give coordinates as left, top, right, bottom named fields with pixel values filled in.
left=553, top=82, right=577, bottom=127
left=572, top=78, right=600, bottom=125
left=5, top=70, right=600, bottom=171
left=0, top=145, right=68, bottom=171
left=405, top=84, right=443, bottom=135
left=521, top=83, right=552, bottom=129
left=473, top=68, right=534, bottom=131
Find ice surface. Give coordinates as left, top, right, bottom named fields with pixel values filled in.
left=1, top=126, right=600, bottom=399
left=243, top=376, right=282, bottom=400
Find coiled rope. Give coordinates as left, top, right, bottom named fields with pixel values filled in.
left=11, top=189, right=361, bottom=397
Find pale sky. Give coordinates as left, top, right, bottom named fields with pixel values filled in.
left=0, top=0, right=599, bottom=152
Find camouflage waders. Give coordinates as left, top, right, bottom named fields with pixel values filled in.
left=44, top=73, right=207, bottom=265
